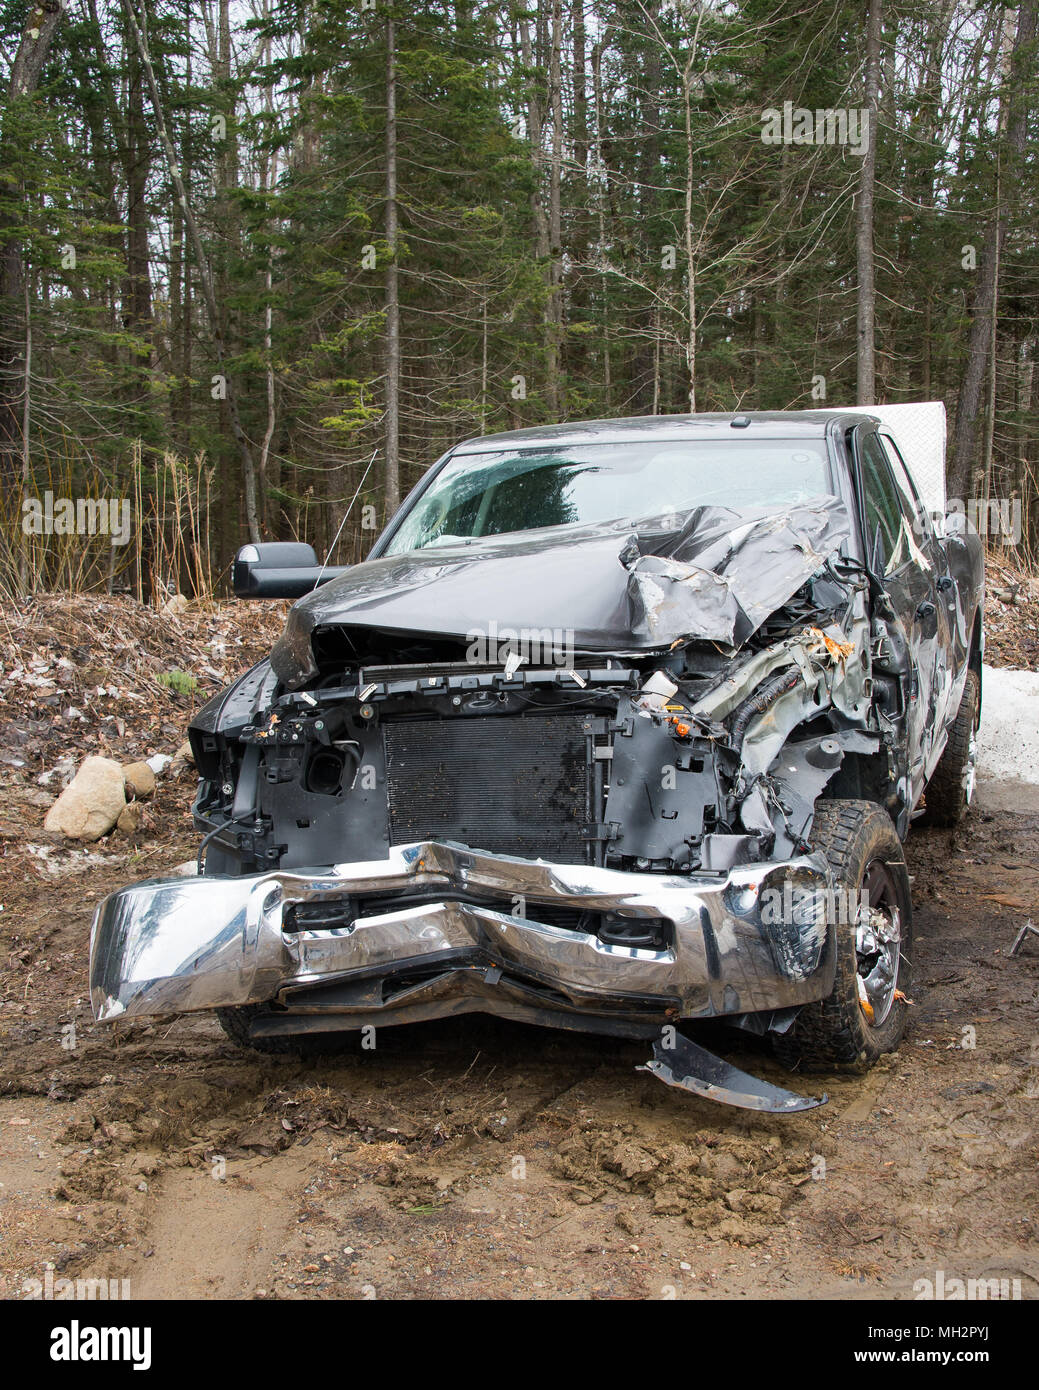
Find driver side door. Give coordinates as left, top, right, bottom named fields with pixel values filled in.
left=856, top=428, right=947, bottom=804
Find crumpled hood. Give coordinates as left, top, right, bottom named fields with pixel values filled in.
left=271, top=497, right=850, bottom=687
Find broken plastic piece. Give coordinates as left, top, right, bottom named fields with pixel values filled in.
left=856, top=973, right=875, bottom=1022
left=638, top=1033, right=827, bottom=1112
left=634, top=670, right=679, bottom=719
left=805, top=624, right=855, bottom=664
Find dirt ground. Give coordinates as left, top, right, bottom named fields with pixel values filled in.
left=0, top=771, right=1036, bottom=1301
left=1, top=588, right=1037, bottom=1301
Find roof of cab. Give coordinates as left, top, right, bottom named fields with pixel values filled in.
left=449, top=410, right=874, bottom=454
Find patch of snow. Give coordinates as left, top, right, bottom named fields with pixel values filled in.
left=977, top=663, right=1039, bottom=787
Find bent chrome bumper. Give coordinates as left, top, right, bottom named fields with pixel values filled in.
left=89, top=840, right=835, bottom=1028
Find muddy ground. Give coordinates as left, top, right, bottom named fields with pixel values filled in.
left=1, top=767, right=1036, bottom=1302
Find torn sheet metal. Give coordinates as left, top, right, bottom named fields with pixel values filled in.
left=271, top=498, right=852, bottom=687
left=639, top=1032, right=827, bottom=1112
left=624, top=497, right=851, bottom=647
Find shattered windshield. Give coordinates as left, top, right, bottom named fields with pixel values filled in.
left=384, top=438, right=834, bottom=554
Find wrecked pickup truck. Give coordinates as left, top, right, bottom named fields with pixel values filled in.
left=90, top=408, right=984, bottom=1112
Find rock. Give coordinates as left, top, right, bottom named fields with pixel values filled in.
left=116, top=803, right=143, bottom=836
left=162, top=594, right=189, bottom=617
left=43, top=756, right=126, bottom=841
left=122, top=761, right=156, bottom=800
left=146, top=753, right=173, bottom=776
left=169, top=740, right=195, bottom=775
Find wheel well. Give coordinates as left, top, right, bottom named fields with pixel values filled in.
left=968, top=610, right=983, bottom=722
left=822, top=752, right=899, bottom=819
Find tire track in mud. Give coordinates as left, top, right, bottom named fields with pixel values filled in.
left=2, top=809, right=1038, bottom=1298
left=125, top=1148, right=323, bottom=1299
left=60, top=1033, right=625, bottom=1298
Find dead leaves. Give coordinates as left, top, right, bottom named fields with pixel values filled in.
left=0, top=593, right=284, bottom=777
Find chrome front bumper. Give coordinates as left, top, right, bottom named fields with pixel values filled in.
left=89, top=841, right=835, bottom=1029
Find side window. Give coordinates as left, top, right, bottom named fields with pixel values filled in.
left=859, top=432, right=903, bottom=571
left=879, top=433, right=931, bottom=540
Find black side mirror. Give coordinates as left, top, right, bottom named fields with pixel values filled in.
left=232, top=542, right=349, bottom=599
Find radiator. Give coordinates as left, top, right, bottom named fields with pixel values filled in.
left=383, top=712, right=589, bottom=861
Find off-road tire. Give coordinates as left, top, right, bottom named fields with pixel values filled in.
left=921, top=670, right=980, bottom=828
left=773, top=799, right=913, bottom=1073
left=217, top=1003, right=353, bottom=1056
left=217, top=1004, right=296, bottom=1054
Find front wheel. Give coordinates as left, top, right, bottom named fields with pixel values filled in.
left=217, top=1003, right=355, bottom=1056
left=773, top=799, right=913, bottom=1073
left=217, top=1004, right=296, bottom=1054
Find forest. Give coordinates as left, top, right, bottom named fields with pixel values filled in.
left=1, top=0, right=1037, bottom=597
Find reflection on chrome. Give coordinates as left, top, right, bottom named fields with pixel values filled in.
left=89, top=841, right=835, bottom=1026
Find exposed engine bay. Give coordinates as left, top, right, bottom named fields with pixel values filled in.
left=190, top=500, right=896, bottom=882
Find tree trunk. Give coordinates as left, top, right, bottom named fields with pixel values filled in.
left=18, top=265, right=31, bottom=589
left=949, top=1, right=1036, bottom=501
left=0, top=2, right=67, bottom=495
left=124, top=41, right=152, bottom=349
left=519, top=13, right=553, bottom=412
left=856, top=0, right=882, bottom=404
left=384, top=15, right=401, bottom=516
left=682, top=55, right=697, bottom=412
left=572, top=0, right=588, bottom=170
left=121, top=0, right=260, bottom=543
left=591, top=38, right=611, bottom=409
left=547, top=0, right=564, bottom=415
